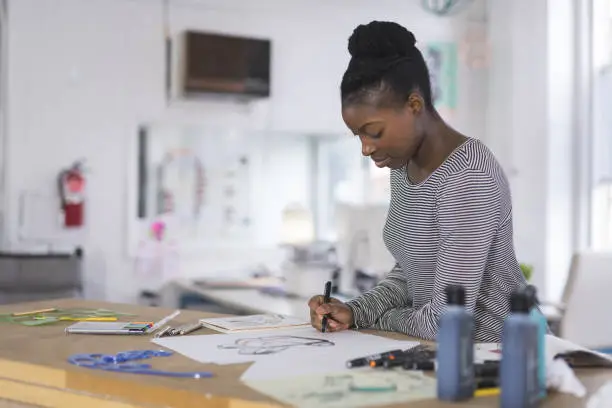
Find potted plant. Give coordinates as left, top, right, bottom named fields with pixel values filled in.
left=520, top=263, right=533, bottom=281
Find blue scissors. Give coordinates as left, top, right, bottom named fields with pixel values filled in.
left=67, top=350, right=213, bottom=378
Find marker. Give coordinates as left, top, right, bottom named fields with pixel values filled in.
left=382, top=352, right=414, bottom=368
left=369, top=350, right=406, bottom=367
left=475, top=388, right=500, bottom=397
left=475, top=362, right=499, bottom=377
left=403, top=359, right=436, bottom=371
left=346, top=349, right=404, bottom=368
left=477, top=378, right=499, bottom=389
left=320, top=281, right=332, bottom=333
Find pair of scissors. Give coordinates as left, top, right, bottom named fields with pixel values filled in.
left=67, top=350, right=213, bottom=378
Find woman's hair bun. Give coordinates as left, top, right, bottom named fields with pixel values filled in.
left=348, top=21, right=417, bottom=60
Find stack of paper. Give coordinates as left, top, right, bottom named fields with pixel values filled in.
left=244, top=369, right=437, bottom=408
left=199, top=314, right=309, bottom=333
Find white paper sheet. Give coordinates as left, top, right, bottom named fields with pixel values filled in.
left=238, top=329, right=420, bottom=381
left=474, top=342, right=502, bottom=362
left=152, top=326, right=420, bottom=370
left=545, top=335, right=612, bottom=366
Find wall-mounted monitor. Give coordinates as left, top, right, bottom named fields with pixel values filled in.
left=182, top=30, right=271, bottom=98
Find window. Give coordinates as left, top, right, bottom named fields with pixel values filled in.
left=366, top=162, right=391, bottom=205
left=591, top=0, right=612, bottom=249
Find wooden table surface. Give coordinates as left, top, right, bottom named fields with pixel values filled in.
left=0, top=299, right=607, bottom=408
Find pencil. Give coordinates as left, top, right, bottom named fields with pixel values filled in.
left=12, top=308, right=57, bottom=317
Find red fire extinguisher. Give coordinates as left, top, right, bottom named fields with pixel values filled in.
left=58, top=161, right=86, bottom=228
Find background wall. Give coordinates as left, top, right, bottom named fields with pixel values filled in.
left=486, top=0, right=588, bottom=302
left=2, top=0, right=488, bottom=302
left=3, top=0, right=583, bottom=304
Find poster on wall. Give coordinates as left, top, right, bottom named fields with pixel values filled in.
left=134, top=124, right=254, bottom=252
left=423, top=42, right=458, bottom=111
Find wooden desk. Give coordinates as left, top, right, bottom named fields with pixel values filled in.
left=0, top=299, right=607, bottom=408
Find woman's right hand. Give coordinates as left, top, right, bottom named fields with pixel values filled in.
left=308, top=295, right=354, bottom=332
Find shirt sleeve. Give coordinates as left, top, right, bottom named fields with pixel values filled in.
left=345, top=263, right=412, bottom=329
left=371, top=169, right=503, bottom=340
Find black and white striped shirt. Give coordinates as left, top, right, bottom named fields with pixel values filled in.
left=346, top=138, right=527, bottom=342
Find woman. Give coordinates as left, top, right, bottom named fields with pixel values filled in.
left=308, top=21, right=527, bottom=342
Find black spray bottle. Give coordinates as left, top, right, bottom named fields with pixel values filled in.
left=436, top=285, right=475, bottom=401
left=500, top=290, right=540, bottom=408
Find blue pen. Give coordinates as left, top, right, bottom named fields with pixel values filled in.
left=321, top=281, right=332, bottom=333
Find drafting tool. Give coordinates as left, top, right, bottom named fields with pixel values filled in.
left=155, top=322, right=204, bottom=338
left=154, top=326, right=173, bottom=338
left=180, top=322, right=203, bottom=334
left=12, top=308, right=57, bottom=316
left=148, top=310, right=180, bottom=334
left=65, top=310, right=180, bottom=335
left=67, top=349, right=213, bottom=378
left=1, top=307, right=135, bottom=326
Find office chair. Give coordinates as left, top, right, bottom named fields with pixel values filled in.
left=542, top=251, right=612, bottom=350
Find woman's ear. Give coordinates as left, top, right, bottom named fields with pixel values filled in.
left=406, top=93, right=425, bottom=115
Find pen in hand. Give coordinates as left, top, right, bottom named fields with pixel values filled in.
left=321, top=281, right=332, bottom=333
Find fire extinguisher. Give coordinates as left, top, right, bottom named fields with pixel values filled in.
left=58, top=161, right=86, bottom=228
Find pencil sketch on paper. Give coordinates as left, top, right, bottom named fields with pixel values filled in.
left=218, top=335, right=335, bottom=355
left=245, top=370, right=437, bottom=408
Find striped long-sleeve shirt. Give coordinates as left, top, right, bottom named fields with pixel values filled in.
left=346, top=138, right=527, bottom=342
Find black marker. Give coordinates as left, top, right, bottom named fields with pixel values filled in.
left=346, top=349, right=404, bottom=368
left=403, top=359, right=436, bottom=371
left=477, top=378, right=499, bottom=389
left=369, top=349, right=407, bottom=367
left=475, top=362, right=500, bottom=378
left=320, top=281, right=332, bottom=333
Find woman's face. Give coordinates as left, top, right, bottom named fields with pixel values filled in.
left=341, top=94, right=425, bottom=170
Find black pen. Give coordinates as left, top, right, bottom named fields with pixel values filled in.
left=320, top=281, right=332, bottom=333
left=346, top=349, right=404, bottom=368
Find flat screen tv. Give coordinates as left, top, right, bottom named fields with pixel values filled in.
left=182, top=30, right=271, bottom=98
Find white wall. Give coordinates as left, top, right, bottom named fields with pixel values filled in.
left=3, top=0, right=487, bottom=302
left=487, top=0, right=589, bottom=302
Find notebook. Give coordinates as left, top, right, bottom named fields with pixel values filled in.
left=200, top=314, right=309, bottom=333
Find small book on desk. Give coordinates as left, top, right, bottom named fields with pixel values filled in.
left=200, top=314, right=309, bottom=333
left=65, top=321, right=153, bottom=335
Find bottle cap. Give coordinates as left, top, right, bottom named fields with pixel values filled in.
left=524, top=285, right=538, bottom=307
left=509, top=291, right=531, bottom=313
left=445, top=285, right=466, bottom=306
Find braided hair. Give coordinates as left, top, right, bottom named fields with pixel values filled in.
left=340, top=21, right=433, bottom=111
